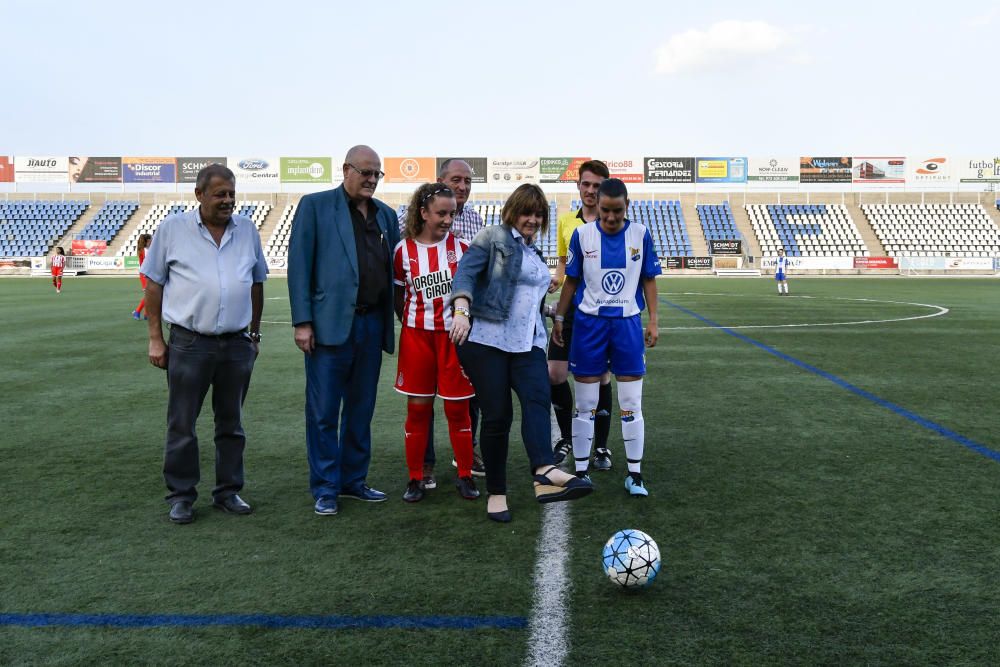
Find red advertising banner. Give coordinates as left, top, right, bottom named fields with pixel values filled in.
left=0, top=156, right=13, bottom=182
left=854, top=256, right=898, bottom=269
left=71, top=240, right=107, bottom=256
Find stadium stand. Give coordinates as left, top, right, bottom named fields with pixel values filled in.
left=859, top=203, right=1000, bottom=257
left=632, top=200, right=692, bottom=257
left=567, top=198, right=693, bottom=258
left=118, top=200, right=271, bottom=256
left=0, top=200, right=88, bottom=256
left=75, top=201, right=140, bottom=242
left=265, top=202, right=296, bottom=259
left=747, top=203, right=867, bottom=257
left=698, top=202, right=743, bottom=244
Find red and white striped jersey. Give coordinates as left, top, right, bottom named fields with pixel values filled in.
left=393, top=233, right=467, bottom=331
left=51, top=255, right=66, bottom=269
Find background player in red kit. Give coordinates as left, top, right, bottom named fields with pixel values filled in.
left=393, top=183, right=479, bottom=503
left=50, top=246, right=66, bottom=293
left=132, top=233, right=153, bottom=319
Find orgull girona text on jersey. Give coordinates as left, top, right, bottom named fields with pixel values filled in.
left=412, top=270, right=452, bottom=299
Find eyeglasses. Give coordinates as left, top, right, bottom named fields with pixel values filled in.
left=347, top=163, right=385, bottom=180
left=422, top=185, right=453, bottom=203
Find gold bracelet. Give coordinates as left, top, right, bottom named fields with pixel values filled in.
left=454, top=306, right=471, bottom=318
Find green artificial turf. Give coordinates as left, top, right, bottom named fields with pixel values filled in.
left=1, top=276, right=998, bottom=665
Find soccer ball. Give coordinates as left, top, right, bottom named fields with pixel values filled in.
left=602, top=529, right=661, bottom=589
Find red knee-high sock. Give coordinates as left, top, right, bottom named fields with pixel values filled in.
left=444, top=399, right=474, bottom=478
left=56, top=277, right=62, bottom=290
left=135, top=298, right=145, bottom=314
left=405, top=401, right=434, bottom=481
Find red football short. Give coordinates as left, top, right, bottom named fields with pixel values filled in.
left=395, top=327, right=474, bottom=400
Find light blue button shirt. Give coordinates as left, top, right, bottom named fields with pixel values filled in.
left=141, top=208, right=268, bottom=335
left=469, top=228, right=549, bottom=353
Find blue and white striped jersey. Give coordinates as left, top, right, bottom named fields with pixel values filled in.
left=565, top=220, right=662, bottom=318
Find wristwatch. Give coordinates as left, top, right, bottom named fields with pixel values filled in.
left=248, top=331, right=262, bottom=343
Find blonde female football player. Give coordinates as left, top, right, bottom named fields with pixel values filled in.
left=393, top=183, right=479, bottom=503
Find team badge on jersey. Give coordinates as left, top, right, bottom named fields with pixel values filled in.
left=629, top=247, right=641, bottom=262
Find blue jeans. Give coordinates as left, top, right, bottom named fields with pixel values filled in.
left=304, top=312, right=384, bottom=500
left=456, top=342, right=553, bottom=495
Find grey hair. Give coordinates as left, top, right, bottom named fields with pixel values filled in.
left=438, top=158, right=474, bottom=179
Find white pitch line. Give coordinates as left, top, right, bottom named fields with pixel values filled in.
left=524, top=415, right=572, bottom=667
left=659, top=295, right=949, bottom=331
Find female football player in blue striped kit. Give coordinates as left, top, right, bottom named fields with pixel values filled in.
left=775, top=247, right=790, bottom=295
left=551, top=178, right=662, bottom=497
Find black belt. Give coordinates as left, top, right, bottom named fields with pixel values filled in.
left=354, top=304, right=379, bottom=315
left=171, top=324, right=246, bottom=339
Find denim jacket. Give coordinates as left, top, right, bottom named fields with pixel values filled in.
left=450, top=224, right=545, bottom=321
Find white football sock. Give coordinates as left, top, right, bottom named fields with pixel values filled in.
left=618, top=379, right=644, bottom=474
left=572, top=381, right=600, bottom=473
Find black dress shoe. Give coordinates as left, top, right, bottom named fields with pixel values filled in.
left=340, top=485, right=388, bottom=502
left=487, top=509, right=512, bottom=523
left=169, top=501, right=194, bottom=524
left=213, top=494, right=252, bottom=515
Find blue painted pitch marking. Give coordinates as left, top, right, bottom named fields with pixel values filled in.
left=660, top=297, right=1000, bottom=463
left=0, top=612, right=527, bottom=630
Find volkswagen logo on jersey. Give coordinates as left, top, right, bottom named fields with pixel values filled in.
left=602, top=270, right=626, bottom=295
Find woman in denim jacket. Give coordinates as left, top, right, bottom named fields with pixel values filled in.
left=449, top=184, right=593, bottom=523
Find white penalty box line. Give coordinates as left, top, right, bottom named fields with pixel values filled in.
left=656, top=292, right=949, bottom=331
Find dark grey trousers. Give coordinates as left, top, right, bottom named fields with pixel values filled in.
left=164, top=326, right=256, bottom=504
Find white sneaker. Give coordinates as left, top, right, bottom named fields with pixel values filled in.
left=625, top=475, right=649, bottom=497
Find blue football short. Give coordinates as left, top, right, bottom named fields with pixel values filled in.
left=775, top=271, right=786, bottom=281
left=569, top=311, right=646, bottom=377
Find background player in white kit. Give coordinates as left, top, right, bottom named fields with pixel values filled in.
left=775, top=247, right=790, bottom=295
left=552, top=178, right=661, bottom=497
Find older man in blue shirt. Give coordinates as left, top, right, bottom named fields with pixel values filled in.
left=142, top=164, right=268, bottom=525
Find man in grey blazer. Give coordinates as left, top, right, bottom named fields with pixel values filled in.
left=288, top=145, right=400, bottom=516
